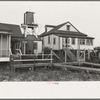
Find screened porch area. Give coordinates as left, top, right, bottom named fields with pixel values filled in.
left=0, top=34, right=11, bottom=62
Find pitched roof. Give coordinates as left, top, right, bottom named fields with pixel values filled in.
left=40, top=21, right=87, bottom=37
left=55, top=30, right=87, bottom=36
left=45, top=25, right=56, bottom=28
left=0, top=23, right=11, bottom=32
left=0, top=23, right=23, bottom=38
left=49, top=21, right=80, bottom=33
left=55, top=34, right=94, bottom=39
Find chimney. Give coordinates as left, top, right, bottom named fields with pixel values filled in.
left=45, top=25, right=47, bottom=32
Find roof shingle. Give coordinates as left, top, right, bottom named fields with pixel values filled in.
left=40, top=21, right=94, bottom=39
left=0, top=23, right=23, bottom=38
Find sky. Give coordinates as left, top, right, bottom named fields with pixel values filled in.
left=0, top=1, right=100, bottom=47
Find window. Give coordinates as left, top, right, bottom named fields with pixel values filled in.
left=33, top=42, right=37, bottom=49
left=67, top=25, right=70, bottom=31
left=15, top=43, right=20, bottom=49
left=72, top=38, right=75, bottom=45
left=80, top=39, right=85, bottom=45
left=86, top=39, right=90, bottom=45
left=53, top=38, right=56, bottom=45
left=90, top=39, right=93, bottom=45
left=65, top=38, right=68, bottom=44
left=86, top=39, right=93, bottom=45
left=65, top=38, right=70, bottom=44
left=48, top=35, right=50, bottom=44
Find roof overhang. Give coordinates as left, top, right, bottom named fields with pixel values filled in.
left=55, top=34, right=94, bottom=39
left=0, top=31, right=12, bottom=35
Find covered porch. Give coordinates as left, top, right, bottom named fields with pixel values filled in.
left=11, top=38, right=22, bottom=54
left=0, top=32, right=11, bottom=62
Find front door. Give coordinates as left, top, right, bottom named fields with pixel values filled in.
left=65, top=38, right=69, bottom=47
left=11, top=42, right=20, bottom=54
left=15, top=42, right=20, bottom=50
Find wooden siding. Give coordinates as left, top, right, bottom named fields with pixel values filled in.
left=43, top=34, right=59, bottom=50
left=46, top=27, right=54, bottom=32
left=58, top=23, right=78, bottom=32
left=0, top=35, right=10, bottom=52
left=43, top=35, right=94, bottom=50
left=0, top=34, right=11, bottom=62
left=62, top=38, right=94, bottom=50
left=34, top=41, right=42, bottom=54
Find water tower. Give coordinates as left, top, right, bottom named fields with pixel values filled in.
left=21, top=11, right=38, bottom=37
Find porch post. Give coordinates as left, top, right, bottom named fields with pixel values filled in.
left=1, top=35, right=2, bottom=57
left=65, top=49, right=67, bottom=63
left=84, top=49, right=85, bottom=62
left=24, top=41, right=26, bottom=55
left=77, top=39, right=79, bottom=62
left=88, top=49, right=90, bottom=60
left=9, top=35, right=11, bottom=55
left=77, top=38, right=80, bottom=65
left=6, top=35, right=8, bottom=57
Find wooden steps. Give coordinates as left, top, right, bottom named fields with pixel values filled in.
left=64, top=48, right=77, bottom=61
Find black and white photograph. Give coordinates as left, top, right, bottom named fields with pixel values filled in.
left=1, top=1, right=100, bottom=99
left=0, top=1, right=100, bottom=82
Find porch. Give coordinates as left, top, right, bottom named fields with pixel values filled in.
left=0, top=34, right=11, bottom=62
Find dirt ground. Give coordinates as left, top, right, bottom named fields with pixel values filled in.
left=0, top=67, right=100, bottom=81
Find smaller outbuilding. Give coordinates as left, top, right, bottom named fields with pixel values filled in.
left=0, top=23, right=23, bottom=62
left=25, top=34, right=42, bottom=54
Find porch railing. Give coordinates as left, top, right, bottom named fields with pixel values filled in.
left=0, top=50, right=11, bottom=57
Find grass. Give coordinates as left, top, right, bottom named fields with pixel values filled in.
left=0, top=67, right=100, bottom=81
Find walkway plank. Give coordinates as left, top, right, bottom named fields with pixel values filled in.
left=82, top=62, right=100, bottom=67
left=54, top=63, right=100, bottom=72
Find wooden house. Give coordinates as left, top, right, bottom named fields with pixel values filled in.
left=0, top=24, right=11, bottom=62
left=0, top=23, right=23, bottom=62
left=40, top=21, right=94, bottom=50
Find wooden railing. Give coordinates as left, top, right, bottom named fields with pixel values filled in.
left=0, top=50, right=11, bottom=57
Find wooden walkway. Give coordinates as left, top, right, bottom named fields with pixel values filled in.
left=54, top=63, right=100, bottom=73
left=10, top=51, right=100, bottom=73
left=10, top=62, right=100, bottom=73
left=82, top=62, right=100, bottom=67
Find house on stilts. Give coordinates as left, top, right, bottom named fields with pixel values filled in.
left=40, top=21, right=95, bottom=62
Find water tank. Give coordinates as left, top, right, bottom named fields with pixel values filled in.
left=24, top=11, right=34, bottom=25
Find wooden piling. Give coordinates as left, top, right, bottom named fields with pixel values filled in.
left=83, top=49, right=86, bottom=62
left=88, top=49, right=90, bottom=60
left=51, top=50, right=53, bottom=64
left=65, top=49, right=67, bottom=63
left=10, top=55, right=14, bottom=72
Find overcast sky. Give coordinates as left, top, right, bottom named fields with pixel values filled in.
left=0, top=1, right=100, bottom=47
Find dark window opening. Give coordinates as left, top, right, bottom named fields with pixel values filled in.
left=48, top=35, right=50, bottom=44
left=53, top=38, right=56, bottom=45
left=67, top=25, right=70, bottom=31
left=86, top=39, right=93, bottom=45
left=33, top=42, right=37, bottom=50
left=65, top=38, right=70, bottom=44
left=80, top=39, right=85, bottom=45
left=72, top=38, right=75, bottom=45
